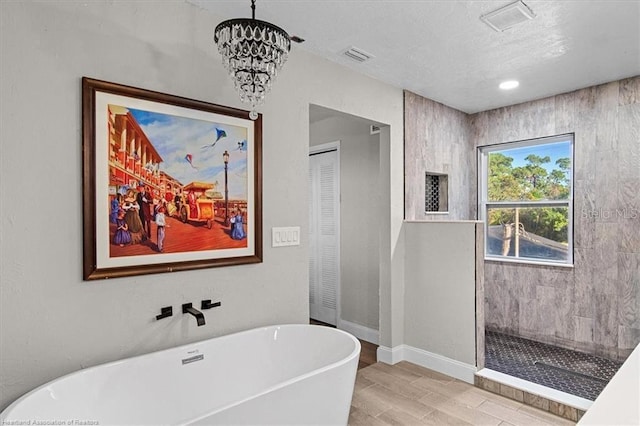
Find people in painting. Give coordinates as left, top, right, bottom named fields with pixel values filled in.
left=152, top=193, right=160, bottom=221
left=165, top=199, right=177, bottom=217
left=156, top=205, right=166, bottom=252
left=187, top=190, right=198, bottom=219
left=162, top=192, right=174, bottom=217
left=230, top=209, right=246, bottom=240
left=174, top=191, right=182, bottom=215
left=113, top=209, right=132, bottom=247
left=137, top=185, right=152, bottom=238
left=123, top=189, right=145, bottom=244
left=110, top=194, right=122, bottom=224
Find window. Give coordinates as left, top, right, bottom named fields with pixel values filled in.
left=478, top=134, right=574, bottom=265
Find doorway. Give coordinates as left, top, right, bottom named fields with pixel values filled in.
left=308, top=105, right=382, bottom=345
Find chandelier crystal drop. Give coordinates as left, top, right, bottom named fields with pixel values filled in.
left=214, top=0, right=291, bottom=120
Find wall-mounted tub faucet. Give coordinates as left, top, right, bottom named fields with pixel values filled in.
left=182, top=303, right=205, bottom=326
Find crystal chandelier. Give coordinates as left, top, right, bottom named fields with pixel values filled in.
left=214, top=0, right=291, bottom=120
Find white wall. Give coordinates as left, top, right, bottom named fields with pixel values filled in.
left=309, top=113, right=381, bottom=333
left=578, top=342, right=640, bottom=425
left=0, top=1, right=404, bottom=410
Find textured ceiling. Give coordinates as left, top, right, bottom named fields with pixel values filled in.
left=190, top=0, right=640, bottom=114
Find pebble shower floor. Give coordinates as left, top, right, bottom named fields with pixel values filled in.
left=485, top=330, right=623, bottom=401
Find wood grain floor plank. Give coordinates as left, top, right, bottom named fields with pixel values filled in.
left=360, top=367, right=431, bottom=400
left=377, top=408, right=431, bottom=425
left=421, top=409, right=474, bottom=426
left=351, top=387, right=392, bottom=417
left=363, top=384, right=435, bottom=419
left=413, top=377, right=474, bottom=397
left=351, top=363, right=575, bottom=426
left=359, top=340, right=378, bottom=367
left=471, top=387, right=525, bottom=411
left=418, top=396, right=503, bottom=426
left=477, top=400, right=556, bottom=426
left=451, top=388, right=491, bottom=409
left=395, top=361, right=456, bottom=383
left=517, top=405, right=576, bottom=426
left=368, top=362, right=424, bottom=383
left=354, top=372, right=375, bottom=392
left=348, top=406, right=388, bottom=426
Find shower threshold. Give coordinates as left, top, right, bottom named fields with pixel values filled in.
left=476, top=367, right=592, bottom=420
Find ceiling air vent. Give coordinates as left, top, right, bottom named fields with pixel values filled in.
left=342, top=46, right=375, bottom=63
left=480, top=0, right=535, bottom=32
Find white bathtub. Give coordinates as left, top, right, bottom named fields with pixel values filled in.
left=1, top=324, right=361, bottom=425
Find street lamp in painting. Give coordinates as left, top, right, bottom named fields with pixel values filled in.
left=223, top=150, right=230, bottom=226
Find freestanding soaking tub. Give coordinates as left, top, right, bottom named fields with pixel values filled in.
left=1, top=324, right=361, bottom=425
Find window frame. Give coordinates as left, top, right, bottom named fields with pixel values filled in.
left=478, top=134, right=575, bottom=267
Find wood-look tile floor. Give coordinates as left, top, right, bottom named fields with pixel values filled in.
left=358, top=339, right=378, bottom=369
left=349, top=361, right=576, bottom=426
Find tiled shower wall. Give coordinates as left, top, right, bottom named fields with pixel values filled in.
left=404, top=91, right=475, bottom=220
left=474, top=77, right=639, bottom=362
left=405, top=76, right=640, bottom=361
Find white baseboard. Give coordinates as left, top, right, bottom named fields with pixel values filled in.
left=377, top=345, right=403, bottom=364
left=376, top=344, right=476, bottom=384
left=338, top=319, right=379, bottom=344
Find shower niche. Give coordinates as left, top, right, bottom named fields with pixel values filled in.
left=425, top=172, right=448, bottom=213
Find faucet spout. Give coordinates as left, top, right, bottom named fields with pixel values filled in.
left=182, top=303, right=206, bottom=326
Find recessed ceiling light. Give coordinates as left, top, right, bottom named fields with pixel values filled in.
left=499, top=80, right=519, bottom=90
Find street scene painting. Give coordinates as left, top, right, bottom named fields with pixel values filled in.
left=82, top=78, right=262, bottom=280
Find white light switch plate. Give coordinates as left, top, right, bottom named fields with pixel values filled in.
left=272, top=227, right=301, bottom=247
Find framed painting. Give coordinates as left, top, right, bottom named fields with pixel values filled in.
left=82, top=77, right=262, bottom=280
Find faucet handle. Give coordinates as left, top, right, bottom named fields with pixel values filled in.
left=155, top=306, right=173, bottom=320
left=201, top=299, right=221, bottom=310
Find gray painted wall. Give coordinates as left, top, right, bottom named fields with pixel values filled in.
left=310, top=113, right=380, bottom=331
left=404, top=222, right=479, bottom=366
left=0, top=1, right=404, bottom=410
left=405, top=77, right=640, bottom=362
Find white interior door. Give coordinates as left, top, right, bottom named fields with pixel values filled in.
left=309, top=143, right=340, bottom=325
